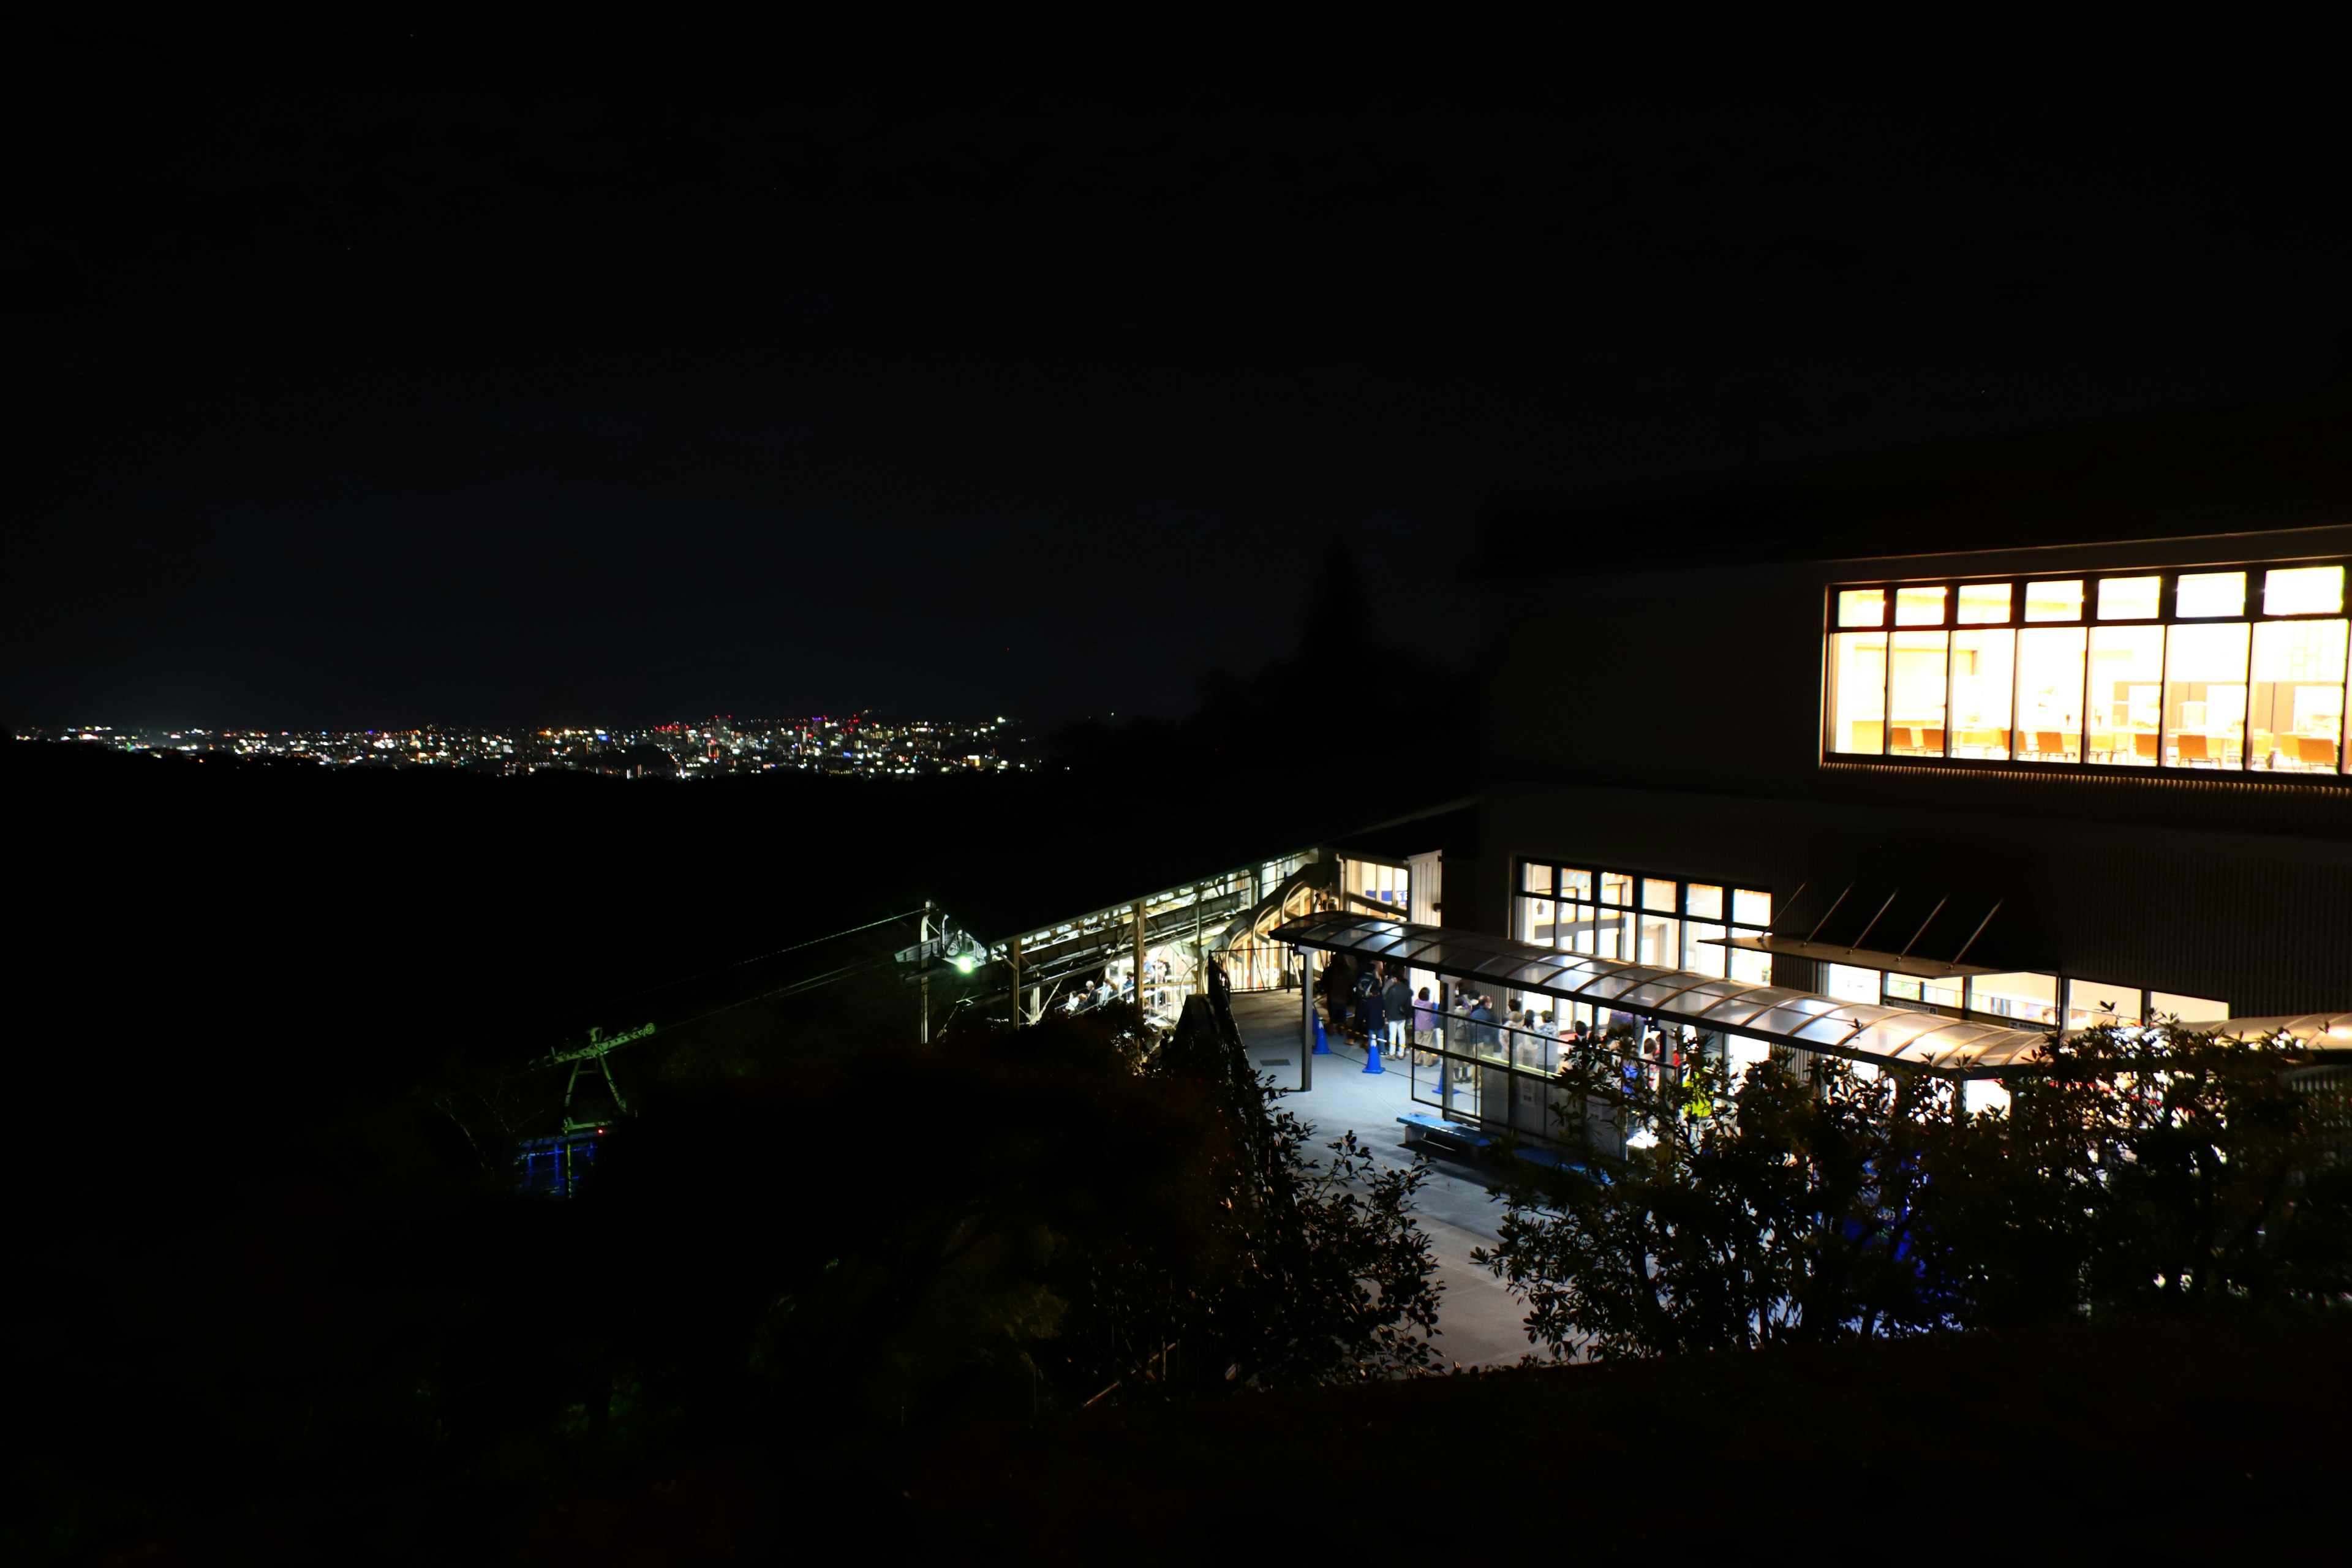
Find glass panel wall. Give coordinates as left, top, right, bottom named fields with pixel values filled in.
left=1969, top=972, right=2057, bottom=1027
left=1894, top=586, right=1948, bottom=625
left=2098, top=575, right=2162, bottom=620
left=2162, top=620, right=2248, bottom=768
left=1341, top=856, right=1411, bottom=909
left=1950, top=628, right=2015, bottom=758
left=1888, top=631, right=1950, bottom=756
left=1825, top=963, right=1881, bottom=1004
left=2089, top=625, right=2164, bottom=764
left=2176, top=571, right=2246, bottom=619
left=2016, top=627, right=2087, bottom=761
left=1884, top=972, right=1965, bottom=1009
left=1515, top=861, right=1776, bottom=994
left=2249, top=619, right=2346, bottom=772
left=2024, top=579, right=2085, bottom=621
left=2065, top=980, right=2144, bottom=1031
left=1957, top=582, right=2012, bottom=623
left=1825, top=559, right=2350, bottom=779
left=2265, top=565, right=2343, bottom=617
left=1828, top=630, right=1888, bottom=753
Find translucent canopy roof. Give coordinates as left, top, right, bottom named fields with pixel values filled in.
left=2212, top=1012, right=2352, bottom=1049
left=1273, top=911, right=2054, bottom=1078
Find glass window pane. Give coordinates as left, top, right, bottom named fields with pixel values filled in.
left=2065, top=980, right=2143, bottom=1030
left=2264, top=565, right=2345, bottom=617
left=2248, top=619, right=2346, bottom=772
left=1894, top=586, right=1948, bottom=626
left=1970, top=972, right=2057, bottom=1026
left=1517, top=897, right=1556, bottom=945
left=2176, top=571, right=2246, bottom=619
left=1599, top=872, right=1633, bottom=907
left=1642, top=877, right=1677, bottom=912
left=1888, top=631, right=1949, bottom=755
left=2088, top=625, right=2165, bottom=764
left=1732, top=888, right=1771, bottom=927
left=1638, top=913, right=1678, bottom=968
left=1520, top=862, right=1555, bottom=894
left=1684, top=883, right=1724, bottom=919
left=1559, top=868, right=1593, bottom=902
left=1825, top=964, right=1881, bottom=1004
left=1894, top=973, right=1964, bottom=1009
left=2162, top=620, right=2248, bottom=769
left=1838, top=589, right=1886, bottom=628
left=1827, top=630, right=1887, bottom=754
left=2097, top=576, right=2161, bottom=620
left=1681, top=921, right=1727, bottom=977
left=1950, top=628, right=2015, bottom=759
left=1956, top=582, right=2013, bottom=624
left=2149, top=991, right=2230, bottom=1023
left=1591, top=907, right=1630, bottom=961
left=1562, top=901, right=1598, bottom=955
left=2024, top=579, right=2085, bottom=622
left=1730, top=947, right=1771, bottom=985
left=2016, top=626, right=2087, bottom=761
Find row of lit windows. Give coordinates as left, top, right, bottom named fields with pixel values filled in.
left=1515, top=862, right=1775, bottom=985
left=1834, top=565, right=2347, bottom=628
left=1825, top=966, right=2227, bottom=1031
left=1825, top=562, right=2350, bottom=776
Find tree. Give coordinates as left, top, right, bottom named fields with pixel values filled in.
left=1477, top=1020, right=2352, bottom=1362
left=1477, top=1027, right=1961, bottom=1359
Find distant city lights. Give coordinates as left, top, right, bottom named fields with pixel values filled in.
left=14, top=713, right=1028, bottom=778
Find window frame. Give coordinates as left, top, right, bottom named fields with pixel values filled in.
left=1821, top=557, right=2351, bottom=782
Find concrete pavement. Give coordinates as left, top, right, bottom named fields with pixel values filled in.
left=1227, top=988, right=1539, bottom=1370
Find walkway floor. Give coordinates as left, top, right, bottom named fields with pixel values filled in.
left=1227, top=989, right=1536, bottom=1370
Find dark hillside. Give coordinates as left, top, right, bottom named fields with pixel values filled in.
left=901, top=1316, right=2352, bottom=1564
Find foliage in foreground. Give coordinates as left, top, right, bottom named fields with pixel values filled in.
left=1477, top=1023, right=2352, bottom=1360
left=9, top=986, right=1436, bottom=1565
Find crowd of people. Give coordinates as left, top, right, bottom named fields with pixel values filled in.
left=1313, top=952, right=1627, bottom=1076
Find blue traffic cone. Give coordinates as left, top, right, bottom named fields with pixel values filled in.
left=1363, top=1038, right=1386, bottom=1074
left=1312, top=1009, right=1332, bottom=1054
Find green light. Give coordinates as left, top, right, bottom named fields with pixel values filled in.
left=953, top=952, right=979, bottom=974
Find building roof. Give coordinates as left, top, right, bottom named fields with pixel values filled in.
left=1275, top=910, right=2049, bottom=1077
left=1483, top=379, right=2352, bottom=574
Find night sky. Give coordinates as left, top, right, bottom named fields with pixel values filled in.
left=9, top=8, right=2348, bottom=729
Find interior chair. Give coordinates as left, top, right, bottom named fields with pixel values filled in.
left=2132, top=731, right=2160, bottom=763
left=2174, top=733, right=2212, bottom=767
left=2301, top=734, right=2341, bottom=771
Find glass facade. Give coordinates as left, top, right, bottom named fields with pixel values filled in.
left=1514, top=861, right=1776, bottom=1007
left=1825, top=561, right=2350, bottom=778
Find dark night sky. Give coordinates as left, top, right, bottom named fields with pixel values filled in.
left=7, top=7, right=2349, bottom=729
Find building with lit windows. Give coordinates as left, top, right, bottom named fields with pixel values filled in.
left=1461, top=385, right=2352, bottom=1034
left=967, top=390, right=2351, bottom=1150
left=1256, top=387, right=2352, bottom=1147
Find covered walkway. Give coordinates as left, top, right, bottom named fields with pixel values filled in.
left=1275, top=911, right=2054, bottom=1077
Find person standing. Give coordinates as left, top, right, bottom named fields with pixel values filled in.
left=1381, top=971, right=1411, bottom=1061
left=1319, top=956, right=1352, bottom=1036
left=1411, top=984, right=1438, bottom=1064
